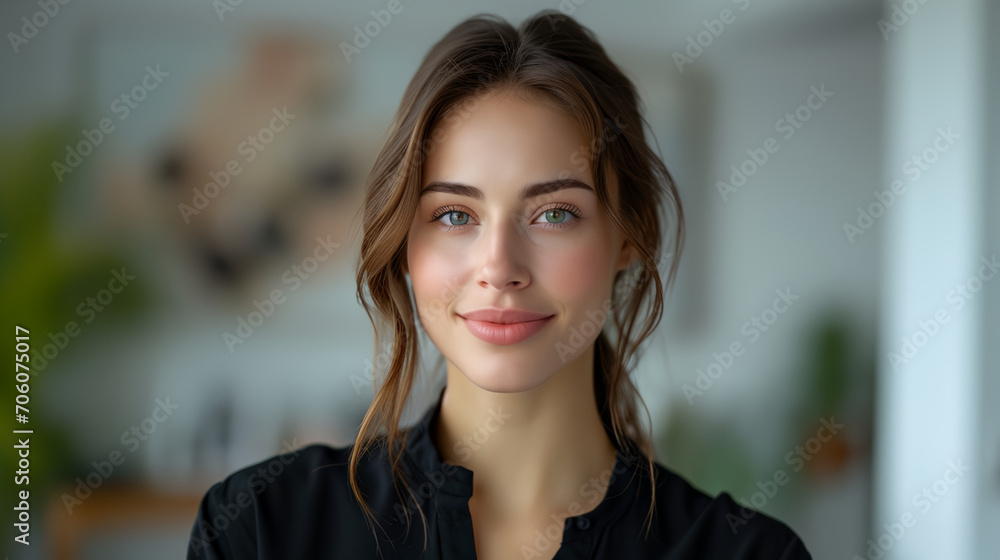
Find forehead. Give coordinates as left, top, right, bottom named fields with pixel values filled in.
left=421, top=90, right=592, bottom=189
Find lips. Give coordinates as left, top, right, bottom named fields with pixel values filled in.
left=458, top=308, right=555, bottom=345
left=459, top=308, right=553, bottom=324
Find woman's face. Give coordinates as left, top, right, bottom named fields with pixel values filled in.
left=406, top=89, right=631, bottom=392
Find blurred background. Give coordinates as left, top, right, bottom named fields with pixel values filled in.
left=0, top=0, right=996, bottom=558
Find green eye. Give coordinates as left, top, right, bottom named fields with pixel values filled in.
left=534, top=206, right=580, bottom=226
left=443, top=211, right=469, bottom=226
left=431, top=208, right=473, bottom=228
left=543, top=209, right=570, bottom=224
left=431, top=204, right=581, bottom=230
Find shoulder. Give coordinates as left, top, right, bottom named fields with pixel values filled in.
left=186, top=442, right=391, bottom=559
left=199, top=442, right=356, bottom=501
left=623, top=459, right=812, bottom=559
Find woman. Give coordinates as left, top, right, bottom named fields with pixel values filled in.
left=187, top=10, right=812, bottom=559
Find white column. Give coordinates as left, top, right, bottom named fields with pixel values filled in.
left=875, top=0, right=991, bottom=558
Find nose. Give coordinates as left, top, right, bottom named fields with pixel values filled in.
left=475, top=214, right=531, bottom=291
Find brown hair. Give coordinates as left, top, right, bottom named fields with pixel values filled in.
left=349, top=9, right=684, bottom=550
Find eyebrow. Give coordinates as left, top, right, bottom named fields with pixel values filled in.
left=418, top=178, right=593, bottom=201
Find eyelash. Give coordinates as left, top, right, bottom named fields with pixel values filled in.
left=429, top=203, right=583, bottom=231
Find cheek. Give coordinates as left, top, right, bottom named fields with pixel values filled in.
left=407, top=229, right=464, bottom=324
left=539, top=235, right=615, bottom=303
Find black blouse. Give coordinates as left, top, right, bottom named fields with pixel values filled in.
left=186, top=396, right=812, bottom=559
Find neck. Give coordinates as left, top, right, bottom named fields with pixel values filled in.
left=433, top=343, right=618, bottom=516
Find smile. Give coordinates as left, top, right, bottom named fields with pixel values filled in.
left=460, top=315, right=554, bottom=345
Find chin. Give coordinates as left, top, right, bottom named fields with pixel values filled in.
left=454, top=358, right=555, bottom=394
